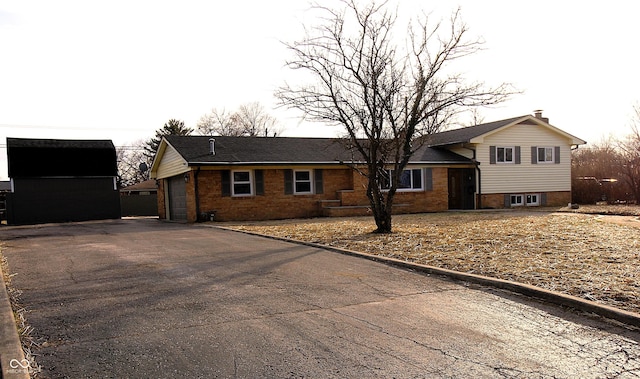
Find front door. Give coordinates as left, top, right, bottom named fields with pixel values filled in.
left=448, top=168, right=476, bottom=210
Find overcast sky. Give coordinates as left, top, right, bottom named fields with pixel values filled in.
left=1, top=1, right=639, bottom=179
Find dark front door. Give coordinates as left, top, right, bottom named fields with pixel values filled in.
left=448, top=168, right=476, bottom=210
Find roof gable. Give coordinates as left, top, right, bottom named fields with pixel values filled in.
left=7, top=138, right=118, bottom=178
left=427, top=115, right=586, bottom=146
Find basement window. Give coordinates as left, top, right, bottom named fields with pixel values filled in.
left=510, top=194, right=524, bottom=206
left=526, top=194, right=540, bottom=206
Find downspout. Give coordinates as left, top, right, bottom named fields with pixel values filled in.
left=474, top=159, right=482, bottom=209
left=461, top=144, right=482, bottom=209
left=194, top=167, right=201, bottom=221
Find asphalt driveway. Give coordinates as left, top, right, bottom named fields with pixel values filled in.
left=1, top=219, right=639, bottom=378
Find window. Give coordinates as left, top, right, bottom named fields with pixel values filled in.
left=526, top=194, right=540, bottom=206
left=232, top=170, right=252, bottom=196
left=537, top=147, right=554, bottom=163
left=381, top=169, right=423, bottom=191
left=497, top=147, right=514, bottom=163
left=294, top=170, right=312, bottom=194
left=510, top=194, right=523, bottom=206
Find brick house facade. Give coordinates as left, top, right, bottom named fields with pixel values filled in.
left=150, top=113, right=585, bottom=222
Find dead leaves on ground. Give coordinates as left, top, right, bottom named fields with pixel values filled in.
left=224, top=210, right=640, bottom=314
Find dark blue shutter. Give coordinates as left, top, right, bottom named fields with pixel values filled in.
left=255, top=169, right=264, bottom=195
left=531, top=146, right=538, bottom=164
left=489, top=146, right=496, bottom=164
left=554, top=146, right=561, bottom=164
left=314, top=169, right=323, bottom=194
left=284, top=169, right=293, bottom=195
left=515, top=146, right=521, bottom=164
left=424, top=168, right=433, bottom=191
left=221, top=170, right=231, bottom=197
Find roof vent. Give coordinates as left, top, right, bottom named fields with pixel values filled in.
left=209, top=138, right=216, bottom=155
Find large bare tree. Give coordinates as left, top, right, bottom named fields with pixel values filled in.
left=276, top=0, right=513, bottom=233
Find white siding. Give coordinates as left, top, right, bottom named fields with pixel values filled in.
left=155, top=145, right=189, bottom=179
left=448, top=146, right=474, bottom=159
left=477, top=123, right=573, bottom=193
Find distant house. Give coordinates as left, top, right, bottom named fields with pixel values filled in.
left=150, top=112, right=586, bottom=222
left=120, top=179, right=158, bottom=217
left=6, top=138, right=121, bottom=225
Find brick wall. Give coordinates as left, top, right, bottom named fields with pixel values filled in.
left=480, top=191, right=571, bottom=209
left=196, top=168, right=354, bottom=222
left=157, top=179, right=167, bottom=219
left=159, top=166, right=451, bottom=222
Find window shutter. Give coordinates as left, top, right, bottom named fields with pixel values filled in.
left=424, top=168, right=433, bottom=191
left=255, top=169, right=264, bottom=195
left=531, top=146, right=538, bottom=164
left=504, top=194, right=511, bottom=208
left=314, top=169, right=323, bottom=194
left=541, top=193, right=548, bottom=206
left=221, top=170, right=231, bottom=197
left=515, top=146, right=521, bottom=164
left=284, top=169, right=293, bottom=195
left=489, top=146, right=496, bottom=164
left=554, top=146, right=561, bottom=164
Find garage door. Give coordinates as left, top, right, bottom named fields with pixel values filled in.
left=168, top=175, right=187, bottom=221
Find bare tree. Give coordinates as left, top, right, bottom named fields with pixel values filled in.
left=571, top=138, right=626, bottom=204
left=117, top=140, right=151, bottom=188
left=616, top=104, right=640, bottom=203
left=196, top=102, right=282, bottom=137
left=196, top=108, right=244, bottom=136
left=276, top=0, right=513, bottom=233
left=236, top=102, right=282, bottom=137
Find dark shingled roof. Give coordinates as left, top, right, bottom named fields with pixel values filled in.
left=7, top=137, right=118, bottom=178
left=164, top=135, right=471, bottom=165
left=426, top=116, right=527, bottom=147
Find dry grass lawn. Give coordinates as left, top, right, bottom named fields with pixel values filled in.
left=222, top=206, right=640, bottom=315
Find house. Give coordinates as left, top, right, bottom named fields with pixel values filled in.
left=120, top=179, right=158, bottom=217
left=427, top=111, right=586, bottom=209
left=150, top=112, right=585, bottom=222
left=5, top=138, right=121, bottom=225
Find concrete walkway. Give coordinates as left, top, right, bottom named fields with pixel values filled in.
left=0, top=219, right=639, bottom=378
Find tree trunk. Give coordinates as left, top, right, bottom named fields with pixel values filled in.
left=373, top=207, right=392, bottom=233
left=367, top=175, right=394, bottom=233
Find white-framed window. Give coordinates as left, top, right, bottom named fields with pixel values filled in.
left=526, top=194, right=540, bottom=206
left=381, top=169, right=423, bottom=191
left=497, top=147, right=514, bottom=163
left=232, top=170, right=253, bottom=196
left=537, top=147, right=554, bottom=163
left=510, top=194, right=524, bottom=206
left=294, top=170, right=313, bottom=194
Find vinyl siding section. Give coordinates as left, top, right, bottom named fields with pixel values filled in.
left=448, top=146, right=474, bottom=159
left=476, top=123, right=572, bottom=193
left=155, top=145, right=189, bottom=179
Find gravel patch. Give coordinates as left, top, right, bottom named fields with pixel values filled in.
left=221, top=208, right=640, bottom=315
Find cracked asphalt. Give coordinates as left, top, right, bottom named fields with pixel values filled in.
left=1, top=218, right=639, bottom=378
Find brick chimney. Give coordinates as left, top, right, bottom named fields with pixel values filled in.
left=533, top=110, right=549, bottom=123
